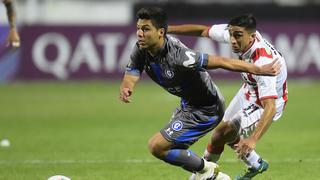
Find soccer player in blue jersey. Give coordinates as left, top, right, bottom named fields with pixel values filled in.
left=119, top=8, right=279, bottom=180
left=2, top=0, right=20, bottom=48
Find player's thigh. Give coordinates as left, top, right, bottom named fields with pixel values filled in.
left=148, top=132, right=172, bottom=156
left=223, top=88, right=245, bottom=121
left=228, top=102, right=264, bottom=139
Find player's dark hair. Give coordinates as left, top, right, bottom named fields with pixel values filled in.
left=228, top=14, right=256, bottom=33
left=136, top=7, right=168, bottom=33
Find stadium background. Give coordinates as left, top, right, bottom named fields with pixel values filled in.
left=0, top=0, right=319, bottom=179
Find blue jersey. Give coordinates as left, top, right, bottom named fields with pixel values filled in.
left=126, top=35, right=224, bottom=106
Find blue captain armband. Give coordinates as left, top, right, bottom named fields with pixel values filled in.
left=125, top=67, right=141, bottom=76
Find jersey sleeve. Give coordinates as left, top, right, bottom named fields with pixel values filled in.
left=208, top=24, right=230, bottom=44
left=125, top=44, right=144, bottom=76
left=254, top=57, right=278, bottom=101
left=175, top=47, right=209, bottom=71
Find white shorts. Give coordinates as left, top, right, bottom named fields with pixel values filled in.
left=223, top=87, right=286, bottom=139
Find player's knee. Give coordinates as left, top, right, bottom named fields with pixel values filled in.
left=148, top=138, right=166, bottom=159
left=211, top=121, right=237, bottom=145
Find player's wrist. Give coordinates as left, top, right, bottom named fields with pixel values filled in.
left=255, top=65, right=262, bottom=75
left=9, top=24, right=16, bottom=29
left=250, top=134, right=259, bottom=142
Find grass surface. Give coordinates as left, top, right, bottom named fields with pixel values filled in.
left=0, top=80, right=319, bottom=179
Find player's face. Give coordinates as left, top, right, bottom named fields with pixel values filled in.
left=136, top=19, right=164, bottom=50
left=228, top=25, right=255, bottom=53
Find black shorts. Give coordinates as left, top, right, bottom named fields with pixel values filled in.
left=160, top=101, right=224, bottom=149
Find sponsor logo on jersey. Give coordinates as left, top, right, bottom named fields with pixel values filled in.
left=164, top=69, right=174, bottom=78
left=172, top=120, right=183, bottom=131
left=165, top=127, right=174, bottom=136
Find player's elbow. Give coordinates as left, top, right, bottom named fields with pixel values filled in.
left=201, top=26, right=211, bottom=37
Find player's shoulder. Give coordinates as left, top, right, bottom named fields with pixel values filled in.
left=166, top=35, right=193, bottom=56
left=166, top=35, right=189, bottom=49
left=130, top=42, right=146, bottom=59
left=251, top=47, right=273, bottom=64
left=255, top=31, right=263, bottom=40
left=251, top=37, right=273, bottom=63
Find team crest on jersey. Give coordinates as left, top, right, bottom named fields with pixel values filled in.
left=172, top=120, right=183, bottom=131
left=165, top=69, right=174, bottom=78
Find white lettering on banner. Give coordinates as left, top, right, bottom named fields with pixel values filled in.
left=96, top=33, right=125, bottom=72
left=32, top=33, right=71, bottom=80
left=275, top=33, right=320, bottom=72
left=275, top=33, right=305, bottom=71
left=69, top=33, right=101, bottom=73
left=31, top=31, right=320, bottom=80
left=118, top=34, right=137, bottom=71
left=193, top=38, right=217, bottom=55
left=31, top=32, right=134, bottom=79
left=299, top=34, right=320, bottom=72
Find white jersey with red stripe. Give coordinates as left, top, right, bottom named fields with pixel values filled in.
left=208, top=24, right=288, bottom=123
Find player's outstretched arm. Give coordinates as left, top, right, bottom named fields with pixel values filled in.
left=235, top=98, right=276, bottom=157
left=251, top=98, right=276, bottom=141
left=168, top=24, right=210, bottom=37
left=3, top=0, right=20, bottom=48
left=207, top=55, right=280, bottom=76
left=119, top=74, right=140, bottom=103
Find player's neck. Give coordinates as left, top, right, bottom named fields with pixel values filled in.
left=240, top=39, right=255, bottom=55
left=148, top=38, right=165, bottom=57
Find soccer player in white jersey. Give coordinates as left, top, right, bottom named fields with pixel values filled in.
left=168, top=14, right=288, bottom=179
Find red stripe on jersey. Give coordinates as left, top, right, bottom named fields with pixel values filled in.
left=206, top=26, right=212, bottom=37
left=254, top=87, right=262, bottom=106
left=251, top=48, right=273, bottom=62
left=282, top=81, right=288, bottom=102
left=247, top=74, right=261, bottom=105
left=243, top=83, right=250, bottom=100
left=245, top=90, right=251, bottom=100
left=259, top=95, right=278, bottom=101
left=247, top=73, right=257, bottom=83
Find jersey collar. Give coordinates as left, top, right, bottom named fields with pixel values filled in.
left=239, top=38, right=259, bottom=60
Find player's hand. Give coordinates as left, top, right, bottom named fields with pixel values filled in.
left=119, top=87, right=132, bottom=103
left=259, top=58, right=281, bottom=76
left=234, top=137, right=257, bottom=159
left=6, top=28, right=20, bottom=49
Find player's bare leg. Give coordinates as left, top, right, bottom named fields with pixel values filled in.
left=204, top=121, right=268, bottom=179
left=204, top=121, right=238, bottom=162
left=148, top=132, right=208, bottom=172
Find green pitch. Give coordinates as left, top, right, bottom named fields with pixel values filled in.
left=0, top=80, right=319, bottom=180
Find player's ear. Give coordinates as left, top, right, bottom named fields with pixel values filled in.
left=158, top=28, right=165, bottom=37
left=251, top=32, right=256, bottom=39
